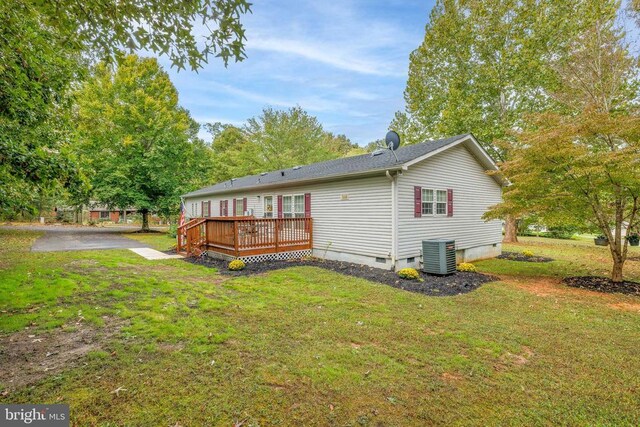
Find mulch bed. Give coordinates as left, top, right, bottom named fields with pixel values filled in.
left=563, top=276, right=640, bottom=297
left=185, top=255, right=497, bottom=297
left=497, top=251, right=554, bottom=263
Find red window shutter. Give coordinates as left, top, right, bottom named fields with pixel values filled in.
left=201, top=201, right=204, bottom=217
left=304, top=193, right=311, bottom=218
left=233, top=198, right=236, bottom=216
left=277, top=195, right=283, bottom=218
left=447, top=189, right=453, bottom=217
left=220, top=200, right=223, bottom=216
left=414, top=186, right=422, bottom=218
left=243, top=198, right=247, bottom=215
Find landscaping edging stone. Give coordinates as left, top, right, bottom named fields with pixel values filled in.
left=185, top=255, right=497, bottom=297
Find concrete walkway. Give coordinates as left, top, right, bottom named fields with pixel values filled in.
left=128, top=247, right=183, bottom=260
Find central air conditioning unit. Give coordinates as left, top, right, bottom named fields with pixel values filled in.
left=422, top=239, right=456, bottom=275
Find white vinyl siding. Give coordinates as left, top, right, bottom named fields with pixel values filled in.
left=184, top=143, right=501, bottom=264
left=396, top=144, right=502, bottom=258
left=184, top=175, right=393, bottom=259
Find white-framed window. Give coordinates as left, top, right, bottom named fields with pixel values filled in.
left=282, top=194, right=305, bottom=218
left=421, top=189, right=433, bottom=215
left=202, top=201, right=210, bottom=217
left=235, top=198, right=244, bottom=216
left=436, top=190, right=447, bottom=215
left=263, top=195, right=273, bottom=218
left=421, top=189, right=448, bottom=216
left=100, top=211, right=110, bottom=219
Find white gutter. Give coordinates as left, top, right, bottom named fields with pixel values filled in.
left=386, top=170, right=399, bottom=271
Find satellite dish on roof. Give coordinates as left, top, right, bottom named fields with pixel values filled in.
left=385, top=130, right=400, bottom=151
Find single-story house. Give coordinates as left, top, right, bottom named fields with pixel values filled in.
left=181, top=133, right=504, bottom=270
left=87, top=203, right=136, bottom=223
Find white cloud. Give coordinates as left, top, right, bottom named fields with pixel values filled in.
left=344, top=89, right=380, bottom=101
left=209, top=82, right=295, bottom=108
left=248, top=38, right=404, bottom=77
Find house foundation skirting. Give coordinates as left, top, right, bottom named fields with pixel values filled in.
left=205, top=249, right=313, bottom=264
left=395, top=242, right=502, bottom=271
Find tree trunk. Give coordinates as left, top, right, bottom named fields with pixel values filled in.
left=141, top=209, right=150, bottom=232
left=611, top=258, right=624, bottom=283
left=503, top=215, right=519, bottom=243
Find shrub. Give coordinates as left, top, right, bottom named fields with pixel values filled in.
left=457, top=263, right=477, bottom=272
left=544, top=226, right=578, bottom=239
left=228, top=259, right=246, bottom=271
left=522, top=249, right=535, bottom=257
left=398, top=268, right=420, bottom=280
left=167, top=223, right=177, bottom=238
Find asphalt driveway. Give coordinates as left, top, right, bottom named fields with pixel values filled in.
left=2, top=225, right=153, bottom=252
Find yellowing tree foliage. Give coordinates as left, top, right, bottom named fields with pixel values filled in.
left=490, top=6, right=640, bottom=282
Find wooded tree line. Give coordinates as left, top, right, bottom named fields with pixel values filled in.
left=0, top=0, right=365, bottom=229
left=395, top=0, right=639, bottom=281
left=0, top=1, right=356, bottom=226
left=0, top=0, right=251, bottom=225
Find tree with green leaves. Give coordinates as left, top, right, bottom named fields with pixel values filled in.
left=15, top=0, right=251, bottom=70
left=74, top=55, right=210, bottom=230
left=488, top=4, right=640, bottom=282
left=205, top=123, right=258, bottom=183
left=207, top=107, right=359, bottom=181
left=0, top=2, right=88, bottom=218
left=1, top=0, right=250, bottom=217
left=392, top=0, right=601, bottom=242
left=244, top=107, right=358, bottom=170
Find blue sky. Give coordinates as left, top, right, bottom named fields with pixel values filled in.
left=157, top=0, right=435, bottom=146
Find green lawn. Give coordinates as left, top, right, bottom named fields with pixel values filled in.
left=1, top=230, right=639, bottom=425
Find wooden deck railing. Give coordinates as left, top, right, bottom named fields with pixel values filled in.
left=177, top=216, right=313, bottom=257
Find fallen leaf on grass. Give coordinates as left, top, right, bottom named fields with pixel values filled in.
left=110, top=386, right=127, bottom=396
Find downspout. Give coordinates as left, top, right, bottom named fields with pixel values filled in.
left=386, top=170, right=398, bottom=271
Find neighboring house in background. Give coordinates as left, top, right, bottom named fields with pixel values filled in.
left=181, top=134, right=504, bottom=270
left=87, top=203, right=136, bottom=223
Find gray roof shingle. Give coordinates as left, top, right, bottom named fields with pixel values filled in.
left=183, top=134, right=471, bottom=197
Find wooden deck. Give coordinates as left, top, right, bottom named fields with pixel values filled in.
left=177, top=216, right=313, bottom=257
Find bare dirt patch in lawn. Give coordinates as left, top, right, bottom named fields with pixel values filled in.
left=441, top=372, right=464, bottom=382
left=495, top=346, right=534, bottom=371
left=607, top=302, right=640, bottom=312
left=0, top=317, right=125, bottom=392
left=502, top=276, right=614, bottom=299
